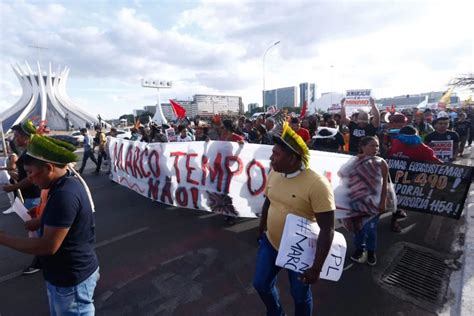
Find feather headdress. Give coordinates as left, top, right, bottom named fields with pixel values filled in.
left=272, top=121, right=310, bottom=168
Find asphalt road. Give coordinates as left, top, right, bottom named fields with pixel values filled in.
left=0, top=153, right=469, bottom=315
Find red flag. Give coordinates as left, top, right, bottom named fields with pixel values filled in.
left=169, top=99, right=186, bottom=119
left=300, top=100, right=307, bottom=119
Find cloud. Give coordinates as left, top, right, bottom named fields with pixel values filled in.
left=0, top=0, right=472, bottom=118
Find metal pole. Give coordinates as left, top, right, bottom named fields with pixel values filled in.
left=262, top=41, right=280, bottom=113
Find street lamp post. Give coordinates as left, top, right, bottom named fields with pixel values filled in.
left=262, top=41, right=280, bottom=113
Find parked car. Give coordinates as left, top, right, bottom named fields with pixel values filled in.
left=49, top=134, right=80, bottom=147
left=70, top=131, right=84, bottom=144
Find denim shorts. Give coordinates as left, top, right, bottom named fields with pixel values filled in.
left=46, top=267, right=100, bottom=316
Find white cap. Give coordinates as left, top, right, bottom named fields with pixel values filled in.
left=437, top=111, right=449, bottom=119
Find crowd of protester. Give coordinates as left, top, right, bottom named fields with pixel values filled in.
left=1, top=100, right=473, bottom=315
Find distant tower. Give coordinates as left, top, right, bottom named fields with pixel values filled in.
left=0, top=61, right=100, bottom=131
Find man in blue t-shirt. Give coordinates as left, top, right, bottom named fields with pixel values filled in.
left=0, top=134, right=99, bottom=315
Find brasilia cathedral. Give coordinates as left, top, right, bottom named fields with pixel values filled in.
left=0, top=61, right=100, bottom=131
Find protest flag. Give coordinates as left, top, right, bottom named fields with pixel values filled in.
left=170, top=99, right=187, bottom=120
left=300, top=100, right=307, bottom=118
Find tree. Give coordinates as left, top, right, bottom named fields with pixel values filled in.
left=138, top=111, right=154, bottom=124
left=450, top=74, right=474, bottom=91
left=119, top=114, right=134, bottom=124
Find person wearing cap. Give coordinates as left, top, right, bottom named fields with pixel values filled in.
left=340, top=97, right=380, bottom=155
left=289, top=117, right=311, bottom=144
left=0, top=135, right=99, bottom=315
left=424, top=116, right=460, bottom=162
left=3, top=121, right=42, bottom=274
left=254, top=122, right=335, bottom=315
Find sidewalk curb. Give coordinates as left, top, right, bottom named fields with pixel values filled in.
left=460, top=149, right=474, bottom=316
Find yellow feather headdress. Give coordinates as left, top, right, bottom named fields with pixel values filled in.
left=274, top=122, right=310, bottom=168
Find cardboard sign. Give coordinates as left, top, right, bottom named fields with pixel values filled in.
left=276, top=214, right=347, bottom=281
left=430, top=140, right=453, bottom=162
left=345, top=89, right=372, bottom=117
left=387, top=158, right=472, bottom=219
left=165, top=127, right=177, bottom=142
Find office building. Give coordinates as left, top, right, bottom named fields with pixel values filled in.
left=299, top=83, right=316, bottom=107
left=377, top=91, right=460, bottom=110
left=194, top=94, right=244, bottom=116
left=263, top=86, right=297, bottom=108
left=144, top=105, right=157, bottom=115
left=248, top=103, right=259, bottom=112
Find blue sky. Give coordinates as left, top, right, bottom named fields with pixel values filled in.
left=0, top=0, right=472, bottom=119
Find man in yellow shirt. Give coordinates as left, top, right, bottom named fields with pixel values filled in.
left=94, top=126, right=107, bottom=174
left=254, top=122, right=335, bottom=316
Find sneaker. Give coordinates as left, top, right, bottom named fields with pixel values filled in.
left=367, top=251, right=377, bottom=266
left=22, top=266, right=40, bottom=275
left=391, top=219, right=402, bottom=233
left=393, top=210, right=407, bottom=219
left=351, top=249, right=366, bottom=263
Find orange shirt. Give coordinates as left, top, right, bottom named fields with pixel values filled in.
left=32, top=189, right=49, bottom=218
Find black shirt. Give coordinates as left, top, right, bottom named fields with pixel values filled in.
left=454, top=121, right=470, bottom=137
left=311, top=132, right=345, bottom=152
left=424, top=130, right=460, bottom=162
left=39, top=174, right=98, bottom=287
left=348, top=121, right=377, bottom=153
left=17, top=151, right=41, bottom=199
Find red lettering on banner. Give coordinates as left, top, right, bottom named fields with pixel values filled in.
left=186, top=153, right=199, bottom=185
left=201, top=153, right=224, bottom=192
left=170, top=151, right=187, bottom=183
left=133, top=146, right=143, bottom=178
left=124, top=145, right=136, bottom=177
left=148, top=150, right=160, bottom=177
left=139, top=148, right=151, bottom=177
left=224, top=156, right=243, bottom=193
left=148, top=178, right=159, bottom=200
left=345, top=99, right=369, bottom=105
left=190, top=187, right=199, bottom=209
left=160, top=176, right=173, bottom=204
left=246, top=159, right=267, bottom=196
left=175, top=187, right=188, bottom=207
left=116, top=143, right=125, bottom=171
left=113, top=142, right=119, bottom=172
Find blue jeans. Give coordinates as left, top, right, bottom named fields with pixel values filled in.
left=253, top=234, right=312, bottom=316
left=46, top=268, right=100, bottom=316
left=24, top=197, right=41, bottom=210
left=354, top=216, right=379, bottom=252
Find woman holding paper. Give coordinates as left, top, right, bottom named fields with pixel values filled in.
left=337, top=136, right=388, bottom=266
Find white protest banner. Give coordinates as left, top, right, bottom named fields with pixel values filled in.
left=345, top=89, right=372, bottom=117
left=276, top=214, right=347, bottom=281
left=430, top=140, right=453, bottom=162
left=108, top=139, right=356, bottom=218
